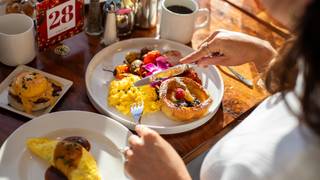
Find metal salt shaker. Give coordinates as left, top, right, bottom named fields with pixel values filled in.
left=134, top=0, right=158, bottom=29
left=102, top=1, right=119, bottom=46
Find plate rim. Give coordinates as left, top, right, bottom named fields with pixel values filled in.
left=0, top=110, right=131, bottom=179
left=0, top=65, right=73, bottom=118
left=85, top=38, right=224, bottom=134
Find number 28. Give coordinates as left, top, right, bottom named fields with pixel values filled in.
left=49, top=5, right=74, bottom=30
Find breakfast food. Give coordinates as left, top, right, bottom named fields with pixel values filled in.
left=163, top=50, right=183, bottom=65
left=107, top=47, right=212, bottom=121
left=108, top=74, right=160, bottom=115
left=112, top=48, right=174, bottom=80
left=159, top=77, right=213, bottom=121
left=8, top=71, right=62, bottom=113
left=27, top=137, right=101, bottom=180
left=5, top=0, right=34, bottom=17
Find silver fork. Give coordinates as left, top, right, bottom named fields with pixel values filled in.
left=130, top=102, right=144, bottom=124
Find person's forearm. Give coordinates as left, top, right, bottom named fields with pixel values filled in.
left=176, top=170, right=192, bottom=180
left=254, top=40, right=277, bottom=73
left=229, top=32, right=277, bottom=72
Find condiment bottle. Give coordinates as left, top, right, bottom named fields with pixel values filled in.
left=102, top=1, right=118, bottom=45
left=115, top=0, right=134, bottom=36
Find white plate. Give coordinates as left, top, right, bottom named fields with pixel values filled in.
left=0, top=65, right=73, bottom=118
left=86, top=38, right=224, bottom=134
left=0, top=111, right=131, bottom=180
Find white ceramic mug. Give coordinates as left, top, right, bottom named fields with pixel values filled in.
left=0, top=13, right=36, bottom=66
left=159, top=0, right=209, bottom=44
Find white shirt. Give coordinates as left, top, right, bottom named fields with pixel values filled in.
left=200, top=92, right=320, bottom=180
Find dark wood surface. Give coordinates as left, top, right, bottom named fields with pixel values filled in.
left=224, top=0, right=291, bottom=36
left=0, top=0, right=288, bottom=163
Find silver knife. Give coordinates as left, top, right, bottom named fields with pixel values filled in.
left=226, top=66, right=253, bottom=88
left=134, top=64, right=191, bottom=87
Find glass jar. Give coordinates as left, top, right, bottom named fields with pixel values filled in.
left=115, top=0, right=134, bottom=36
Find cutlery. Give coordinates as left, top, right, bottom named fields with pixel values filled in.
left=134, top=62, right=253, bottom=88
left=130, top=102, right=144, bottom=124
left=134, top=64, right=191, bottom=87
left=226, top=66, right=253, bottom=88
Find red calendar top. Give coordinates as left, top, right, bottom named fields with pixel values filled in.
left=36, top=0, right=84, bottom=50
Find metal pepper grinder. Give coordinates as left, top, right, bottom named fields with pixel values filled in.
left=86, top=0, right=103, bottom=35
left=102, top=0, right=119, bottom=46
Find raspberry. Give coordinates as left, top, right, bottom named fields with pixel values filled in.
left=175, top=88, right=185, bottom=100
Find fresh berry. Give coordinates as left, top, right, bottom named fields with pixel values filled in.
left=175, top=88, right=185, bottom=100
left=175, top=100, right=188, bottom=107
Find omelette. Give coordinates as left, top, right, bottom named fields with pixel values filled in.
left=27, top=138, right=101, bottom=180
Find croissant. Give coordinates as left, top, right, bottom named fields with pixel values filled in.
left=27, top=138, right=101, bottom=180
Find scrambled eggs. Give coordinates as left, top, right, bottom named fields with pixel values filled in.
left=108, top=74, right=160, bottom=115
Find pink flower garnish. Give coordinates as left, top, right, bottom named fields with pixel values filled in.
left=143, top=63, right=159, bottom=72
left=156, top=56, right=172, bottom=69
left=143, top=56, right=172, bottom=77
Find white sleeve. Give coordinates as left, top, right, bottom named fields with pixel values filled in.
left=201, top=161, right=260, bottom=180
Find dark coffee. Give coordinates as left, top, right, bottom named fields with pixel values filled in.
left=167, top=5, right=193, bottom=14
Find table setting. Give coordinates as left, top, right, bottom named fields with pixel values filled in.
left=0, top=0, right=288, bottom=179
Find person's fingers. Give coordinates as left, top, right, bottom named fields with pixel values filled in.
left=135, top=125, right=148, bottom=136
left=179, top=48, right=209, bottom=64
left=123, top=149, right=134, bottom=178
left=124, top=148, right=134, bottom=159
left=196, top=56, right=227, bottom=66
left=197, top=64, right=209, bottom=68
left=180, top=38, right=222, bottom=64
left=128, top=134, right=143, bottom=147
left=135, top=125, right=158, bottom=141
left=197, top=30, right=221, bottom=49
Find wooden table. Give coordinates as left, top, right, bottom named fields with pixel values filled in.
left=0, top=0, right=288, bottom=163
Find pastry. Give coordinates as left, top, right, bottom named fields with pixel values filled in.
left=8, top=71, right=62, bottom=113
left=159, top=77, right=213, bottom=121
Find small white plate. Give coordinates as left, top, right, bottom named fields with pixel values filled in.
left=0, top=111, right=131, bottom=180
left=85, top=38, right=224, bottom=134
left=0, top=65, right=73, bottom=118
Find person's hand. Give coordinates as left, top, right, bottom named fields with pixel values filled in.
left=180, top=29, right=277, bottom=72
left=124, top=125, right=191, bottom=180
